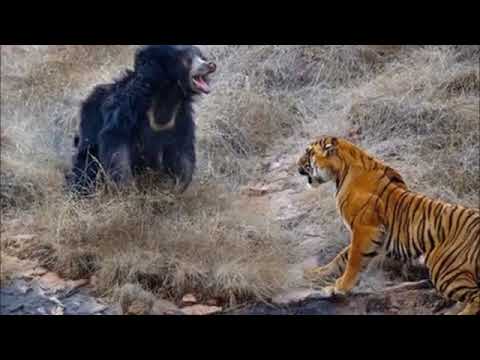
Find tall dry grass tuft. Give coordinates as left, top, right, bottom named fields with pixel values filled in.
left=345, top=46, right=480, bottom=203
left=197, top=89, right=303, bottom=186
left=1, top=45, right=139, bottom=210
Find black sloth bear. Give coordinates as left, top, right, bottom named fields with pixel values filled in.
left=66, top=45, right=217, bottom=195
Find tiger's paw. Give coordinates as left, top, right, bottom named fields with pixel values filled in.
left=319, top=285, right=337, bottom=298
left=324, top=285, right=347, bottom=297
left=307, top=285, right=347, bottom=301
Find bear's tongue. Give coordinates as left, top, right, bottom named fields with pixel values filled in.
left=193, top=76, right=210, bottom=93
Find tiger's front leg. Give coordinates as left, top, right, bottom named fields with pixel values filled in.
left=317, top=225, right=382, bottom=297
left=304, top=246, right=350, bottom=286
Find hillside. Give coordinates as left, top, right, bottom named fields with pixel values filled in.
left=1, top=45, right=479, bottom=315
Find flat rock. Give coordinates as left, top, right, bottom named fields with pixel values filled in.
left=68, top=279, right=90, bottom=290
left=39, top=272, right=67, bottom=291
left=21, top=267, right=48, bottom=279
left=152, top=299, right=183, bottom=315
left=272, top=288, right=326, bottom=305
left=181, top=305, right=222, bottom=316
left=1, top=277, right=113, bottom=315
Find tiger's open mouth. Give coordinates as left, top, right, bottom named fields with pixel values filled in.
left=299, top=167, right=314, bottom=186
left=298, top=167, right=325, bottom=188
left=299, top=168, right=311, bottom=182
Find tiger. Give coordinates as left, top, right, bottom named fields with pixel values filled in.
left=297, top=136, right=480, bottom=315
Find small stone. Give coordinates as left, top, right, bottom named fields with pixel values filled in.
left=181, top=294, right=197, bottom=306
left=90, top=304, right=108, bottom=314
left=181, top=305, right=222, bottom=316
left=51, top=306, right=64, bottom=315
left=37, top=307, right=47, bottom=315
left=10, top=234, right=37, bottom=241
left=119, top=283, right=154, bottom=315
left=48, top=296, right=66, bottom=309
left=126, top=301, right=151, bottom=315
left=206, top=298, right=220, bottom=307
left=152, top=299, right=182, bottom=315
left=67, top=278, right=89, bottom=290
left=32, top=267, right=48, bottom=276
left=241, top=187, right=269, bottom=197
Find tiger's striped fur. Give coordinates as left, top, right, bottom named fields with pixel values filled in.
left=298, top=136, right=480, bottom=315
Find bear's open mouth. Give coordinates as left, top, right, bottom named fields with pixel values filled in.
left=191, top=58, right=216, bottom=95
left=192, top=75, right=211, bottom=94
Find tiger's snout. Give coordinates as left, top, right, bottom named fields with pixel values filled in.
left=298, top=167, right=309, bottom=176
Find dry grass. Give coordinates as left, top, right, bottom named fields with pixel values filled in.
left=1, top=45, right=479, bottom=307
left=5, top=183, right=299, bottom=305
left=0, top=262, right=12, bottom=287
left=346, top=46, right=480, bottom=203
left=1, top=46, right=138, bottom=208
left=118, top=283, right=156, bottom=315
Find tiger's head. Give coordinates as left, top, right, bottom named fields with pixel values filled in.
left=298, top=136, right=408, bottom=190
left=297, top=136, right=341, bottom=188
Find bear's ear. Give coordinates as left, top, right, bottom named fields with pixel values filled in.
left=134, top=46, right=149, bottom=71
left=134, top=45, right=170, bottom=82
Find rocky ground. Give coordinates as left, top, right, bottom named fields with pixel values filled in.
left=0, top=253, right=453, bottom=316
left=233, top=289, right=446, bottom=315
left=1, top=256, right=115, bottom=315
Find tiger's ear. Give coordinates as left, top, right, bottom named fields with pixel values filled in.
left=385, top=167, right=408, bottom=189
left=324, top=139, right=338, bottom=156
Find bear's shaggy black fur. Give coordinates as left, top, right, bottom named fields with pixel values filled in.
left=66, top=45, right=216, bottom=195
